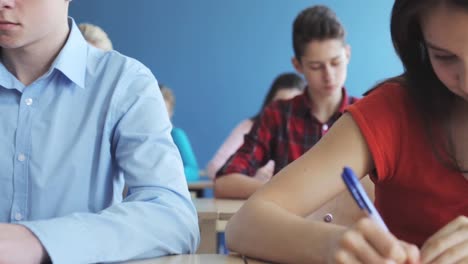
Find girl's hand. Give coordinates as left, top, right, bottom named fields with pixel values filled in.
left=421, top=216, right=468, bottom=264
left=331, top=217, right=420, bottom=264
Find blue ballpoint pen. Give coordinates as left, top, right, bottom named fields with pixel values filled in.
left=341, top=166, right=389, bottom=232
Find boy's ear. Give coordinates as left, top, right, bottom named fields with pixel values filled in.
left=345, top=44, right=351, bottom=63
left=291, top=56, right=304, bottom=74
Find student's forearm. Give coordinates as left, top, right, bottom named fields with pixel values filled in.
left=214, top=173, right=264, bottom=199
left=21, top=188, right=199, bottom=263
left=226, top=197, right=345, bottom=264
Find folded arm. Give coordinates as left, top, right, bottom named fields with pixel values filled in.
left=21, top=67, right=200, bottom=264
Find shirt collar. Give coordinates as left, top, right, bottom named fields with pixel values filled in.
left=299, top=87, right=351, bottom=114
left=0, top=17, right=87, bottom=90
left=52, top=17, right=87, bottom=89
left=0, top=63, right=20, bottom=90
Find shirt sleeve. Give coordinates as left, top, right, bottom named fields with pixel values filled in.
left=216, top=105, right=278, bottom=178
left=206, top=119, right=253, bottom=179
left=346, top=82, right=406, bottom=182
left=171, top=127, right=200, bottom=181
left=21, top=63, right=200, bottom=264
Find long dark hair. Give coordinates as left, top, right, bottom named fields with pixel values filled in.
left=251, top=73, right=305, bottom=121
left=387, top=0, right=468, bottom=172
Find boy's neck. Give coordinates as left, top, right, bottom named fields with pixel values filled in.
left=308, top=88, right=343, bottom=123
left=1, top=22, right=70, bottom=86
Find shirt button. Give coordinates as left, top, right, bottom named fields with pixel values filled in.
left=323, top=213, right=333, bottom=223
left=25, top=98, right=33, bottom=106
left=17, top=153, right=26, bottom=162
left=14, top=212, right=23, bottom=221
left=322, top=124, right=329, bottom=131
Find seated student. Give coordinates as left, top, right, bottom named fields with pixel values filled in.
left=214, top=5, right=359, bottom=199
left=226, top=0, right=468, bottom=263
left=78, top=22, right=113, bottom=51
left=206, top=72, right=305, bottom=180
left=161, top=84, right=200, bottom=181
left=0, top=1, right=199, bottom=263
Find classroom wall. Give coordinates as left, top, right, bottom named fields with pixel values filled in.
left=70, top=0, right=402, bottom=169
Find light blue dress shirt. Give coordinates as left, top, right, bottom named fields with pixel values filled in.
left=0, top=19, right=199, bottom=263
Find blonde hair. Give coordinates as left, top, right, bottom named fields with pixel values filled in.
left=78, top=23, right=113, bottom=51
left=160, top=85, right=175, bottom=117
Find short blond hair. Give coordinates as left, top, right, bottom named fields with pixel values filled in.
left=160, top=85, right=175, bottom=117
left=78, top=23, right=113, bottom=51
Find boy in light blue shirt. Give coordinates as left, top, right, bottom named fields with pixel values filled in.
left=0, top=0, right=199, bottom=263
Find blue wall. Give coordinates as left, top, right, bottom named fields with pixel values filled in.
left=70, top=0, right=402, bottom=168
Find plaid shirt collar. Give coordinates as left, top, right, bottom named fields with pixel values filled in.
left=297, top=87, right=351, bottom=117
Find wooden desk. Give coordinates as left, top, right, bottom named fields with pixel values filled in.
left=216, top=199, right=245, bottom=221
left=126, top=254, right=267, bottom=264
left=193, top=198, right=244, bottom=219
left=193, top=198, right=218, bottom=254
left=187, top=177, right=213, bottom=197
left=192, top=198, right=245, bottom=254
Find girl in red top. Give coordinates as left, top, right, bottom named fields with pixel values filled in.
left=226, top=1, right=468, bottom=263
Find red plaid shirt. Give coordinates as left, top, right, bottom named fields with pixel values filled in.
left=216, top=88, right=358, bottom=178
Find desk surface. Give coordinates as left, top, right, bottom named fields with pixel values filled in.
left=187, top=177, right=213, bottom=191
left=192, top=198, right=218, bottom=220
left=192, top=198, right=245, bottom=221
left=126, top=254, right=267, bottom=264
left=191, top=199, right=244, bottom=253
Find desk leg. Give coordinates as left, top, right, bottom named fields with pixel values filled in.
left=196, top=189, right=204, bottom=197
left=189, top=190, right=204, bottom=198
left=196, top=218, right=217, bottom=253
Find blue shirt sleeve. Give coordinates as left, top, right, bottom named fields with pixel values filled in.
left=20, top=60, right=200, bottom=263
left=171, top=128, right=200, bottom=181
